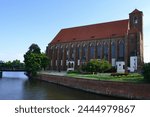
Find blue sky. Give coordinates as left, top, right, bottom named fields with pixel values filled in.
left=0, top=0, right=150, bottom=62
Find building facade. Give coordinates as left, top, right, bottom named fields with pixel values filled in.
left=46, top=9, right=144, bottom=72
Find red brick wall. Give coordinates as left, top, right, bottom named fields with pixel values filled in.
left=37, top=74, right=150, bottom=99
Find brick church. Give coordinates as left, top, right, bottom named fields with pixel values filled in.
left=46, top=9, right=144, bottom=73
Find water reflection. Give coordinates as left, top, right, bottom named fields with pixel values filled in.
left=0, top=72, right=121, bottom=100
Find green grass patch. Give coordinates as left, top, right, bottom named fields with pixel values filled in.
left=66, top=73, right=144, bottom=83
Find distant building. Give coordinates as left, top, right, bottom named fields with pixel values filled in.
left=46, top=9, right=144, bottom=73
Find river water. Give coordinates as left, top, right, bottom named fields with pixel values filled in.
left=0, top=72, right=120, bottom=100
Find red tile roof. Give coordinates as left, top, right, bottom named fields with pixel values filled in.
left=50, top=19, right=129, bottom=45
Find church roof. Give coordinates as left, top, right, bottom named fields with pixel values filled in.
left=50, top=19, right=129, bottom=45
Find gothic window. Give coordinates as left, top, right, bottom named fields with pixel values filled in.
left=111, top=42, right=116, bottom=58
left=60, top=46, right=63, bottom=60
left=82, top=45, right=87, bottom=61
left=97, top=44, right=101, bottom=59
left=71, top=47, right=75, bottom=61
left=69, top=44, right=74, bottom=61
left=90, top=44, right=95, bottom=59
left=119, top=40, right=125, bottom=61
left=66, top=48, right=69, bottom=60
left=77, top=47, right=80, bottom=59
left=104, top=43, right=108, bottom=60
left=54, top=47, right=57, bottom=60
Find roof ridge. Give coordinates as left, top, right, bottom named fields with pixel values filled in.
left=62, top=19, right=129, bottom=30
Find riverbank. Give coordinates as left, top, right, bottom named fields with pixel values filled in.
left=37, top=72, right=150, bottom=99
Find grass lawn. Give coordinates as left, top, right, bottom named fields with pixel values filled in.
left=66, top=72, right=144, bottom=83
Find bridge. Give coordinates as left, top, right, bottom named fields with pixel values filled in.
left=0, top=69, right=25, bottom=78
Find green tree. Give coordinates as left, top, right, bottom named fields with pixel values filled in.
left=24, top=43, right=50, bottom=78
left=28, top=43, right=41, bottom=54
left=40, top=53, right=50, bottom=70
left=24, top=53, right=41, bottom=77
left=12, top=60, right=21, bottom=70
left=5, top=61, right=12, bottom=70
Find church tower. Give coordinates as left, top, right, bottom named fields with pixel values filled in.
left=129, top=9, right=143, bottom=34
left=128, top=9, right=144, bottom=72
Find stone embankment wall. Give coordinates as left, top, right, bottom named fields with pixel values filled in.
left=37, top=74, right=150, bottom=99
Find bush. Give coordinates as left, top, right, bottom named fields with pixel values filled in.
left=86, top=59, right=100, bottom=73
left=99, top=59, right=111, bottom=73
left=143, top=63, right=150, bottom=82
left=82, top=59, right=112, bottom=74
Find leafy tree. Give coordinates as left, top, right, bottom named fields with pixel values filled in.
left=12, top=60, right=21, bottom=69
left=40, top=53, right=50, bottom=70
left=28, top=43, right=41, bottom=54
left=24, top=43, right=50, bottom=78
left=143, top=63, right=150, bottom=82
left=24, top=53, right=41, bottom=77
left=5, top=61, right=12, bottom=70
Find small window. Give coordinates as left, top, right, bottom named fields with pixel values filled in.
left=133, top=16, right=138, bottom=24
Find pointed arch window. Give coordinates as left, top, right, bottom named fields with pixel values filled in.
left=119, top=40, right=125, bottom=61
left=82, top=45, right=87, bottom=61
left=104, top=43, right=108, bottom=60
left=111, top=42, right=116, bottom=58
left=97, top=44, right=101, bottom=59
left=90, top=44, right=95, bottom=59
left=59, top=48, right=62, bottom=60
left=77, top=47, right=80, bottom=59
left=55, top=47, right=58, bottom=60
left=66, top=47, right=69, bottom=60
left=70, top=45, right=75, bottom=61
